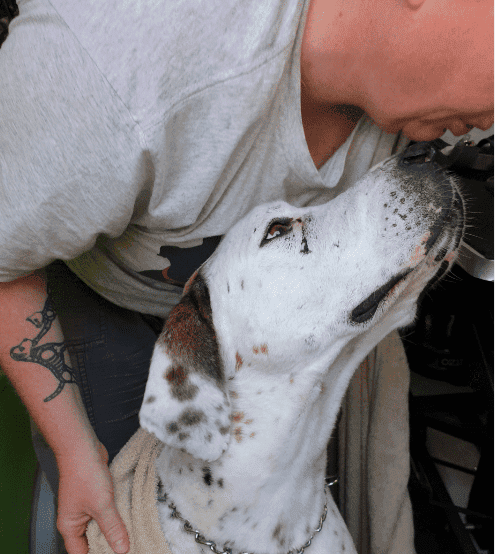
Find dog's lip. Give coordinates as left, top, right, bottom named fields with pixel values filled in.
left=350, top=268, right=413, bottom=324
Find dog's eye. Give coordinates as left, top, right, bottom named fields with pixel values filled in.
left=261, top=218, right=293, bottom=246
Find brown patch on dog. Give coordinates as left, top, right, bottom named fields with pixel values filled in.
left=160, top=274, right=224, bottom=387
left=230, top=389, right=239, bottom=399
left=235, top=352, right=243, bottom=371
left=145, top=395, right=156, bottom=403
left=234, top=427, right=243, bottom=442
left=232, top=411, right=244, bottom=423
left=272, top=523, right=285, bottom=547
left=245, top=419, right=253, bottom=425
left=250, top=432, right=256, bottom=438
left=183, top=270, right=199, bottom=296
left=252, top=344, right=269, bottom=355
left=165, top=365, right=199, bottom=401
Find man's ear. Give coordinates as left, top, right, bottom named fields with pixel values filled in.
left=139, top=272, right=231, bottom=462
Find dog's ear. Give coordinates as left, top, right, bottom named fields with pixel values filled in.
left=139, top=271, right=231, bottom=462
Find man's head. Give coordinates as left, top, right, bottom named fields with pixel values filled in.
left=302, top=0, right=493, bottom=141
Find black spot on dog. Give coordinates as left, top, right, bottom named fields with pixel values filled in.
left=231, top=507, right=238, bottom=512
left=178, top=432, right=190, bottom=441
left=179, top=409, right=205, bottom=426
left=342, top=542, right=346, bottom=551
left=167, top=422, right=179, bottom=434
left=334, top=530, right=339, bottom=536
left=227, top=282, right=230, bottom=293
left=145, top=395, right=156, bottom=403
left=217, top=478, right=224, bottom=488
left=241, top=280, right=244, bottom=290
left=203, top=466, right=213, bottom=486
left=208, top=499, right=213, bottom=507
left=218, top=423, right=230, bottom=435
left=206, top=433, right=212, bottom=442
left=300, top=237, right=311, bottom=254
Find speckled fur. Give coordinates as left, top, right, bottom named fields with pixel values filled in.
left=139, top=156, right=464, bottom=554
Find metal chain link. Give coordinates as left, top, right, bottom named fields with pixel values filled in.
left=158, top=485, right=331, bottom=554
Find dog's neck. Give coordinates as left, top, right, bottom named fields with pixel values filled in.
left=155, top=340, right=363, bottom=554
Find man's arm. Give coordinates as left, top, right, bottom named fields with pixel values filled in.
left=0, top=270, right=129, bottom=554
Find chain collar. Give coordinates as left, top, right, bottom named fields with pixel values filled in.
left=158, top=484, right=332, bottom=554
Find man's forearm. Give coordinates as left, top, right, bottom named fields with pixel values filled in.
left=0, top=270, right=101, bottom=462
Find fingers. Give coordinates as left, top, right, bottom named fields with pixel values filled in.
left=57, top=514, right=91, bottom=554
left=58, top=503, right=130, bottom=554
left=96, top=503, right=130, bottom=554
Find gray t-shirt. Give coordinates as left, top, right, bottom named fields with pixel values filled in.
left=0, top=0, right=408, bottom=315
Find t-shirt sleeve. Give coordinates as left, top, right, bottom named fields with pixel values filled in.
left=0, top=0, right=148, bottom=281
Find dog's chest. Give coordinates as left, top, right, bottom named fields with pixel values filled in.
left=155, top=478, right=357, bottom=554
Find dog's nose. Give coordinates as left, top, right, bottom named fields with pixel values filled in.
left=399, top=141, right=441, bottom=166
left=397, top=141, right=463, bottom=256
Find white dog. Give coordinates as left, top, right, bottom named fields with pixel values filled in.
left=139, top=150, right=464, bottom=554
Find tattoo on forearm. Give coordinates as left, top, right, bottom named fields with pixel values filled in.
left=10, top=294, right=77, bottom=402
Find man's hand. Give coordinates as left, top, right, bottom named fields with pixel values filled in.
left=56, top=443, right=130, bottom=554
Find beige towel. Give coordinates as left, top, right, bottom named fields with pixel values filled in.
left=87, top=427, right=171, bottom=554
left=339, top=331, right=416, bottom=554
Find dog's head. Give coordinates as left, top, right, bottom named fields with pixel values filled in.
left=139, top=154, right=464, bottom=461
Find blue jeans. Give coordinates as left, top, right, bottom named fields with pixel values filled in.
left=34, top=261, right=171, bottom=495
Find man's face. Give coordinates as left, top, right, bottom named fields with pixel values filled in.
left=365, top=0, right=493, bottom=141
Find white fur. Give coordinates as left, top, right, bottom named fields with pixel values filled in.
left=139, top=156, right=464, bottom=554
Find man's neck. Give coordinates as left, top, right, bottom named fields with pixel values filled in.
left=300, top=83, right=363, bottom=169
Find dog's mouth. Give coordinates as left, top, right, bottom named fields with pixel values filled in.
left=350, top=269, right=414, bottom=324
left=350, top=186, right=464, bottom=325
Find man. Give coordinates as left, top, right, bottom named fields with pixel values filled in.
left=0, top=1, right=492, bottom=553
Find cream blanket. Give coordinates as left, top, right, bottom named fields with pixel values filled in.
left=87, top=427, right=171, bottom=554
left=87, top=332, right=415, bottom=554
